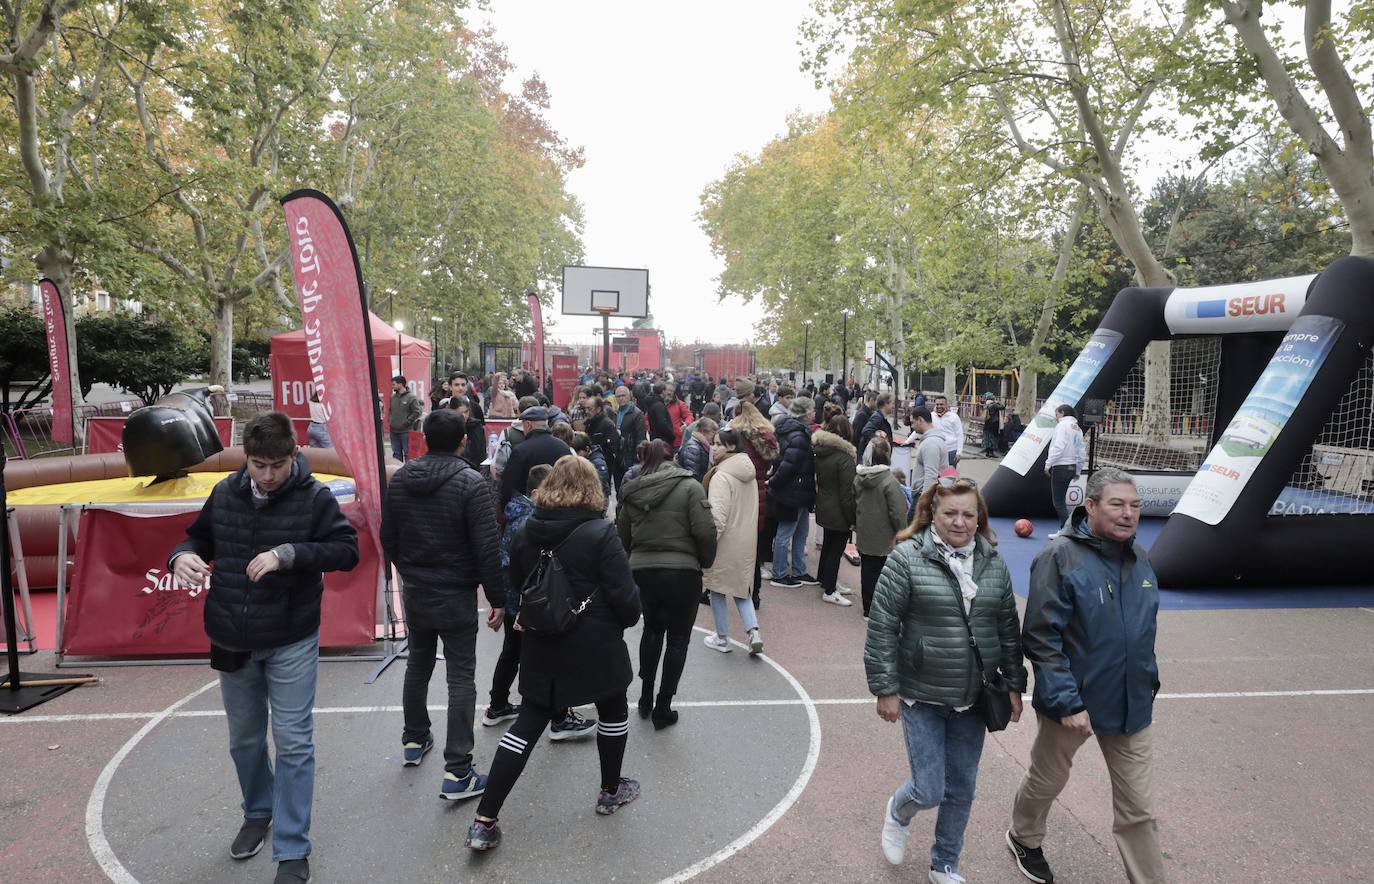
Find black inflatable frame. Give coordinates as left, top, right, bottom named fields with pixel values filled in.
left=983, top=256, right=1374, bottom=587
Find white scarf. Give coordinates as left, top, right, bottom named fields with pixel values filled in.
left=934, top=536, right=978, bottom=612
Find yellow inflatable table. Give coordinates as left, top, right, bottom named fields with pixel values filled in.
left=8, top=472, right=353, bottom=506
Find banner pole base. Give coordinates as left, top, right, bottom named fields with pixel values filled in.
left=365, top=638, right=409, bottom=684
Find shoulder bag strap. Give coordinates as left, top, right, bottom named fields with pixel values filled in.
left=943, top=569, right=991, bottom=681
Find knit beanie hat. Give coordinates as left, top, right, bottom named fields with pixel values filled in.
left=734, top=378, right=756, bottom=400
left=790, top=396, right=815, bottom=418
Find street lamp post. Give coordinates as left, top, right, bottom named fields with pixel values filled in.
left=430, top=316, right=443, bottom=378
left=392, top=319, right=404, bottom=379
left=801, top=319, right=813, bottom=389
left=840, top=308, right=853, bottom=386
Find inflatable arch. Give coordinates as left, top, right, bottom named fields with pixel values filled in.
left=983, top=256, right=1374, bottom=587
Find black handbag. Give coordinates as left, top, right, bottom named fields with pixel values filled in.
left=948, top=582, right=1014, bottom=732
left=515, top=523, right=597, bottom=636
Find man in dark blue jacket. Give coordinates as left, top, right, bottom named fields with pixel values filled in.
left=499, top=406, right=572, bottom=509
left=170, top=412, right=358, bottom=884
left=1006, top=468, right=1163, bottom=884
left=381, top=409, right=503, bottom=801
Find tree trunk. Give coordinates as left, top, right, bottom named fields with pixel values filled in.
left=1019, top=187, right=1090, bottom=422
left=210, top=297, right=234, bottom=407
left=35, top=247, right=85, bottom=442
left=943, top=363, right=957, bottom=401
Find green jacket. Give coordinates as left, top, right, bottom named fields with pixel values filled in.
left=389, top=389, right=423, bottom=432
left=812, top=429, right=857, bottom=531
left=853, top=464, right=908, bottom=555
left=864, top=529, right=1027, bottom=707
left=615, top=464, right=718, bottom=572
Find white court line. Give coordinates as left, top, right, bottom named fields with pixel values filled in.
left=656, top=627, right=823, bottom=884
left=84, top=679, right=218, bottom=884
left=9, top=689, right=1374, bottom=726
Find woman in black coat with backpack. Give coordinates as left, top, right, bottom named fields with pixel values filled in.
left=466, top=456, right=643, bottom=853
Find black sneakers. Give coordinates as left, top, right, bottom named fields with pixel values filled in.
left=274, top=859, right=310, bottom=883
left=229, top=817, right=270, bottom=860
left=1006, top=830, right=1055, bottom=883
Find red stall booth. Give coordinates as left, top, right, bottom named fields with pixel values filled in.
left=270, top=312, right=432, bottom=428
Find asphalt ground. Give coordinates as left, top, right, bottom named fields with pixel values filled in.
left=3, top=452, right=1373, bottom=882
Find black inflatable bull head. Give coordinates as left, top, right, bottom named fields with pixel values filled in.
left=122, top=386, right=225, bottom=482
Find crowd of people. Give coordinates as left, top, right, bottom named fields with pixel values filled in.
left=170, top=365, right=1161, bottom=884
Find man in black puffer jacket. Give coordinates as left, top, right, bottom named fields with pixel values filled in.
left=381, top=409, right=503, bottom=800
left=767, top=397, right=818, bottom=588
left=169, top=412, right=358, bottom=884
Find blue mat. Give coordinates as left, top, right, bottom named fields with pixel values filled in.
left=987, top=517, right=1374, bottom=611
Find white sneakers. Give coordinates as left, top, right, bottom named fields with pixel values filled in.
left=881, top=797, right=909, bottom=865
left=822, top=590, right=853, bottom=607
left=835, top=583, right=855, bottom=595
left=702, top=633, right=732, bottom=653
left=747, top=628, right=763, bottom=656
left=929, top=866, right=966, bottom=883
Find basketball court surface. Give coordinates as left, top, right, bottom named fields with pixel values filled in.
left=3, top=455, right=1372, bottom=882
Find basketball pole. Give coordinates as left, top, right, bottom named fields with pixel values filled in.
left=601, top=310, right=611, bottom=373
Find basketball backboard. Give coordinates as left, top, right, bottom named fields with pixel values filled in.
left=562, top=265, right=649, bottom=318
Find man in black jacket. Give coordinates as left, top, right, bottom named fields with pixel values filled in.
left=581, top=386, right=622, bottom=477
left=170, top=412, right=359, bottom=884
left=852, top=389, right=877, bottom=450
left=768, top=397, right=819, bottom=588
left=512, top=368, right=538, bottom=399
left=859, top=393, right=895, bottom=458
left=612, top=386, right=646, bottom=495
left=499, top=406, right=573, bottom=508
left=645, top=383, right=675, bottom=449
left=381, top=409, right=503, bottom=802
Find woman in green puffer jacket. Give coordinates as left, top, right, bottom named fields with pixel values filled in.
left=862, top=478, right=1028, bottom=881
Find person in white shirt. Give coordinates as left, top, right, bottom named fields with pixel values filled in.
left=932, top=396, right=964, bottom=467
left=1043, top=404, right=1086, bottom=535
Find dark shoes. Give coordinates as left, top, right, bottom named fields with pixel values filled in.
left=274, top=858, right=310, bottom=883
left=651, top=695, right=678, bottom=730
left=229, top=817, right=270, bottom=860
left=466, top=818, right=502, bottom=852
left=482, top=704, right=520, bottom=727
left=1006, top=830, right=1055, bottom=883
left=595, top=777, right=641, bottom=815
left=401, top=733, right=434, bottom=766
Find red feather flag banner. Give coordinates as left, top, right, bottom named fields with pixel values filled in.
left=279, top=189, right=388, bottom=564
left=39, top=279, right=74, bottom=444
left=528, top=291, right=545, bottom=389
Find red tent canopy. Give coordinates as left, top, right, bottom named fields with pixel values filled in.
left=270, top=312, right=432, bottom=421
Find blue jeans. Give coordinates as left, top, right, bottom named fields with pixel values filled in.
left=709, top=591, right=759, bottom=637
left=890, top=700, right=987, bottom=872
left=771, top=508, right=811, bottom=578
left=389, top=430, right=410, bottom=461
left=307, top=421, right=332, bottom=448
left=218, top=631, right=319, bottom=861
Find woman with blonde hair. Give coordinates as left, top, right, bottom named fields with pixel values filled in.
left=863, top=477, right=1026, bottom=882
left=467, top=455, right=643, bottom=852
left=701, top=429, right=762, bottom=654
left=488, top=372, right=519, bottom=418
left=727, top=402, right=779, bottom=609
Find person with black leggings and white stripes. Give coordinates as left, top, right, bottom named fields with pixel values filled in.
left=466, top=456, right=643, bottom=852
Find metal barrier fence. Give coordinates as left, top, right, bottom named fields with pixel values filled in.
left=3, top=398, right=146, bottom=459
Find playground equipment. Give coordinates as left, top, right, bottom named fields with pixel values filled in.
left=984, top=257, right=1374, bottom=587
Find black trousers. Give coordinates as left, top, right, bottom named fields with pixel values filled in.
left=818, top=528, right=849, bottom=592
left=402, top=616, right=478, bottom=776
left=860, top=553, right=888, bottom=617
left=752, top=510, right=779, bottom=604
left=476, top=695, right=630, bottom=820
left=488, top=614, right=522, bottom=709
left=635, top=568, right=702, bottom=704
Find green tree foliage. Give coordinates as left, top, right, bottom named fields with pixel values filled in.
left=0, top=305, right=51, bottom=411
left=75, top=311, right=206, bottom=403
left=0, top=0, right=584, bottom=405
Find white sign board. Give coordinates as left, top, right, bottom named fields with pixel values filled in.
left=864, top=340, right=876, bottom=364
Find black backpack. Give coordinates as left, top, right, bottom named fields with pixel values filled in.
left=515, top=522, right=598, bottom=636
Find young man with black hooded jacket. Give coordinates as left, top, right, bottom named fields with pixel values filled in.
left=170, top=412, right=359, bottom=884
left=381, top=409, right=503, bottom=801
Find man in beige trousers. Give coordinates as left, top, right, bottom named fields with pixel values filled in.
left=1006, top=467, right=1165, bottom=884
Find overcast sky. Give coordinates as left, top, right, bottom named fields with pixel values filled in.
left=479, top=1, right=829, bottom=348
